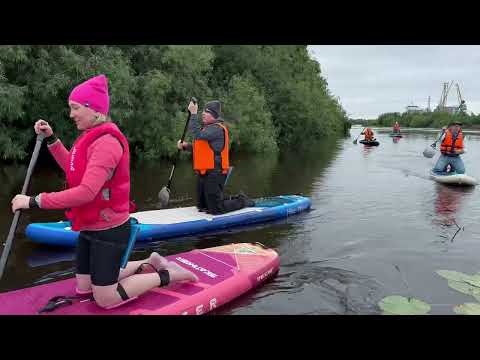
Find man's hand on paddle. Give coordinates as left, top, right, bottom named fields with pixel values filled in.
left=34, top=120, right=53, bottom=137
left=188, top=101, right=198, bottom=115
left=177, top=140, right=188, bottom=150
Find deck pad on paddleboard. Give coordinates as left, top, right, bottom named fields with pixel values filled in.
left=26, top=195, right=311, bottom=247
left=429, top=170, right=478, bottom=186
left=0, top=243, right=279, bottom=315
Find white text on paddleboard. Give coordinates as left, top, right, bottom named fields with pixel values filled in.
left=181, top=298, right=217, bottom=315
left=175, top=257, right=218, bottom=278
left=257, top=268, right=274, bottom=282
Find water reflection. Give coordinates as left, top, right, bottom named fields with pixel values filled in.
left=432, top=184, right=473, bottom=242
left=27, top=248, right=75, bottom=268
left=361, top=144, right=376, bottom=157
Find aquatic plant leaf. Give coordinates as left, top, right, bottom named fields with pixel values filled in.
left=447, top=280, right=480, bottom=302
left=453, top=303, right=480, bottom=315
left=436, top=270, right=473, bottom=283
left=382, top=311, right=396, bottom=316
left=379, top=296, right=431, bottom=315
left=463, top=274, right=480, bottom=288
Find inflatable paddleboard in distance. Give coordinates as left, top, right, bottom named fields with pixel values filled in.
left=26, top=195, right=311, bottom=248
left=429, top=170, right=478, bottom=186
left=359, top=140, right=380, bottom=146
left=0, top=243, right=279, bottom=315
left=389, top=133, right=403, bottom=137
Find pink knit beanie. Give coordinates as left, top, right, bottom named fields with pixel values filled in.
left=68, top=74, right=110, bottom=115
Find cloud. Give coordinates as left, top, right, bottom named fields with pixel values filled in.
left=308, top=45, right=480, bottom=118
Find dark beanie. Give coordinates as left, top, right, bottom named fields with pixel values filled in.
left=448, top=121, right=463, bottom=126
left=204, top=100, right=222, bottom=119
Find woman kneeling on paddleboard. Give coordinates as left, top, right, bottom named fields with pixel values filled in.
left=432, top=121, right=465, bottom=174
left=11, top=75, right=197, bottom=309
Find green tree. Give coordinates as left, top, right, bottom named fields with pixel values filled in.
left=223, top=74, right=278, bottom=153
left=0, top=45, right=350, bottom=162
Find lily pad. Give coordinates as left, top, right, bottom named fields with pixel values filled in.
left=437, top=270, right=480, bottom=288
left=463, top=274, right=480, bottom=288
left=447, top=280, right=480, bottom=302
left=436, top=270, right=473, bottom=283
left=453, top=303, right=480, bottom=315
left=379, top=296, right=431, bottom=315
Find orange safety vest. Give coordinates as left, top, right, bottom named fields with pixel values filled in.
left=193, top=123, right=229, bottom=175
left=440, top=129, right=463, bottom=155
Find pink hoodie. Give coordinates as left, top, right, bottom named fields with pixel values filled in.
left=40, top=133, right=130, bottom=231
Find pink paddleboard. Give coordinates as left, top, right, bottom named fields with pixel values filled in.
left=0, top=243, right=279, bottom=315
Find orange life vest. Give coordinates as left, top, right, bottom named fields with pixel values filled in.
left=363, top=128, right=374, bottom=141
left=193, top=123, right=229, bottom=175
left=440, top=129, right=463, bottom=155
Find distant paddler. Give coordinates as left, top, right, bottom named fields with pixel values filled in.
left=361, top=127, right=375, bottom=142
left=393, top=121, right=401, bottom=134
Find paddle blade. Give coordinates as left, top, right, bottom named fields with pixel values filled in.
left=158, top=186, right=170, bottom=208
left=423, top=146, right=436, bottom=158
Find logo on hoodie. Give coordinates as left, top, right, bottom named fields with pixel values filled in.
left=70, top=146, right=77, bottom=172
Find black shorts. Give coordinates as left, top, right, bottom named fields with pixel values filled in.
left=76, top=220, right=131, bottom=286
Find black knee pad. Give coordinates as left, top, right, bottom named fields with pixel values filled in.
left=158, top=269, right=170, bottom=287
left=117, top=283, right=129, bottom=301
left=134, top=262, right=156, bottom=274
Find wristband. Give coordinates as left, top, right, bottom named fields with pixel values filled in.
left=29, top=196, right=39, bottom=208
left=47, top=134, right=58, bottom=145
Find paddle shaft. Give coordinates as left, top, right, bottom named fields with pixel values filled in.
left=432, top=128, right=446, bottom=147
left=354, top=127, right=366, bottom=143
left=224, top=166, right=234, bottom=186
left=0, top=133, right=45, bottom=280
left=166, top=97, right=197, bottom=190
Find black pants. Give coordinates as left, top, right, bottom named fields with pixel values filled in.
left=76, top=220, right=130, bottom=286
left=197, top=170, right=245, bottom=215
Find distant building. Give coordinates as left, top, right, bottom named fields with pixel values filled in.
left=440, top=106, right=459, bottom=114
left=405, top=104, right=425, bottom=114
left=435, top=105, right=466, bottom=114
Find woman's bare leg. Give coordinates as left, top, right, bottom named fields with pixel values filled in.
left=118, top=252, right=169, bottom=281
left=93, top=261, right=198, bottom=308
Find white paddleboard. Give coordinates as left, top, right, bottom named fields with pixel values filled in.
left=429, top=170, right=478, bottom=186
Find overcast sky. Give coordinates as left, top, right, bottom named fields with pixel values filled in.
left=308, top=45, right=480, bottom=119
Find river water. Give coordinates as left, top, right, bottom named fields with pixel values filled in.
left=1, top=125, right=479, bottom=314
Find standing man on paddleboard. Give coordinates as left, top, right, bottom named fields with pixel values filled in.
left=11, top=74, right=197, bottom=309
left=177, top=99, right=255, bottom=215
left=432, top=121, right=465, bottom=174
